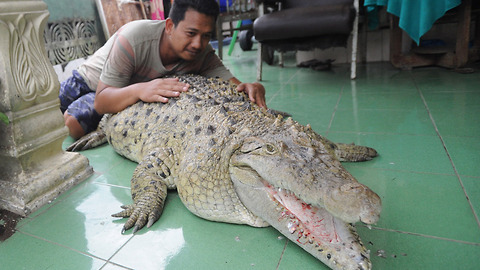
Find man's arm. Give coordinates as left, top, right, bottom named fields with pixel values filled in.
left=198, top=48, right=266, bottom=108
left=230, top=77, right=267, bottom=109
left=94, top=78, right=189, bottom=114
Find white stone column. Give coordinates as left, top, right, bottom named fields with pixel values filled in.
left=0, top=0, right=93, bottom=216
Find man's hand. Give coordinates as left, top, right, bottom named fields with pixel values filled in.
left=139, top=77, right=190, bottom=103
left=95, top=78, right=189, bottom=114
left=235, top=82, right=267, bottom=109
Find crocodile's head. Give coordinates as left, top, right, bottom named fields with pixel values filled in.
left=229, top=118, right=381, bottom=270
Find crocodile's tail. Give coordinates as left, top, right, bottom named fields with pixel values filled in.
left=334, top=143, right=378, bottom=162
left=66, top=114, right=110, bottom=152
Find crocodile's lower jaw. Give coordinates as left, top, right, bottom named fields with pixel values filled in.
left=260, top=182, right=371, bottom=270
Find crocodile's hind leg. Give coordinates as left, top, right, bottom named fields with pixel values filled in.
left=66, top=115, right=111, bottom=151
left=112, top=148, right=176, bottom=233
left=66, top=129, right=107, bottom=151
left=334, top=143, right=378, bottom=162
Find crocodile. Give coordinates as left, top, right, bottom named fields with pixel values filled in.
left=68, top=75, right=381, bottom=270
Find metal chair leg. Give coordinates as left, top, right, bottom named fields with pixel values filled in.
left=216, top=18, right=223, bottom=60
left=350, top=0, right=359, bottom=79
left=257, top=42, right=263, bottom=81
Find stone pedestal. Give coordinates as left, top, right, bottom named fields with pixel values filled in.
left=0, top=0, right=93, bottom=216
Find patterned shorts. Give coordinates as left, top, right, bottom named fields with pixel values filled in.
left=59, top=70, right=103, bottom=134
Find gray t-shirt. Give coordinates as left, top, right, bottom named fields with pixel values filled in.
left=77, top=20, right=233, bottom=91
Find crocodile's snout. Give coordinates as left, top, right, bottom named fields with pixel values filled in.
left=324, top=182, right=382, bottom=225
left=359, top=188, right=382, bottom=225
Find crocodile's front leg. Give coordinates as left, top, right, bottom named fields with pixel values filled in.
left=112, top=148, right=176, bottom=233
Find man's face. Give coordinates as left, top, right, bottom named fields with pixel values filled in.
left=166, top=9, right=215, bottom=61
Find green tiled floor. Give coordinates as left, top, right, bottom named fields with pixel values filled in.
left=1, top=44, right=479, bottom=270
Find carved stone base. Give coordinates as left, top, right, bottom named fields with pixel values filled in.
left=0, top=152, right=93, bottom=216
left=0, top=0, right=93, bottom=216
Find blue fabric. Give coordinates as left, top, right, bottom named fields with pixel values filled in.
left=219, top=0, right=233, bottom=12
left=364, top=0, right=462, bottom=45
left=59, top=70, right=103, bottom=134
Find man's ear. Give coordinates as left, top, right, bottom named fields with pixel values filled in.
left=165, top=18, right=174, bottom=34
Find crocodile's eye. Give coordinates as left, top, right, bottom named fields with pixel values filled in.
left=265, top=143, right=276, bottom=154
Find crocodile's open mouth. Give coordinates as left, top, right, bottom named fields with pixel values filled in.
left=261, top=180, right=371, bottom=270
left=229, top=163, right=372, bottom=270
left=262, top=180, right=351, bottom=245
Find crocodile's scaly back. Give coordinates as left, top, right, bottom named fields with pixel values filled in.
left=70, top=75, right=381, bottom=270
left=106, top=76, right=270, bottom=161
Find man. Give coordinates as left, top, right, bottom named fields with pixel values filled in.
left=60, top=0, right=266, bottom=139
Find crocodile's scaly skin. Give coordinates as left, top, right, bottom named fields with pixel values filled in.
left=69, top=75, right=381, bottom=270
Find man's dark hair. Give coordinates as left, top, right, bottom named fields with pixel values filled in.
left=169, top=0, right=220, bottom=26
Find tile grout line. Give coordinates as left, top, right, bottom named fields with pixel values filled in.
left=264, top=68, right=300, bottom=105
left=360, top=224, right=480, bottom=246
left=275, top=239, right=289, bottom=270
left=15, top=230, right=111, bottom=263
left=266, top=86, right=281, bottom=105
left=328, top=129, right=479, bottom=139
left=412, top=77, right=480, bottom=229
left=99, top=234, right=136, bottom=270
left=100, top=261, right=134, bottom=270
left=15, top=176, right=99, bottom=231
left=344, top=164, right=462, bottom=178
left=94, top=181, right=131, bottom=190
left=325, top=82, right=345, bottom=137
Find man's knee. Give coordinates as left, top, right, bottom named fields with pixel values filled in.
left=63, top=111, right=86, bottom=140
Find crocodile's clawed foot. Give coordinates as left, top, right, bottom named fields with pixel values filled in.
left=112, top=202, right=163, bottom=234
left=66, top=131, right=107, bottom=152
left=112, top=205, right=134, bottom=218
